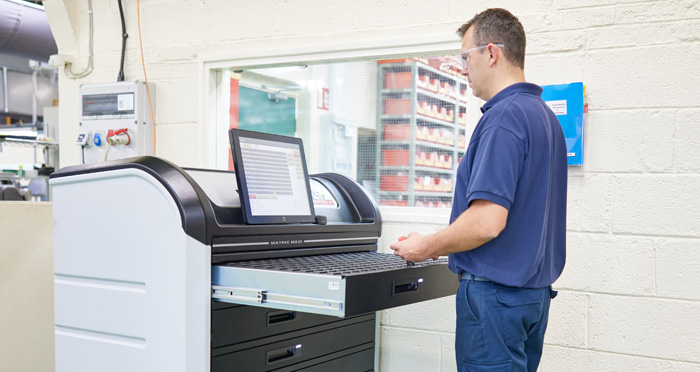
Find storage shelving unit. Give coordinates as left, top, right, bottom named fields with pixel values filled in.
left=376, top=59, right=469, bottom=208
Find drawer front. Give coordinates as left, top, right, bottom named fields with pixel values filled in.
left=283, top=347, right=374, bottom=372
left=212, top=304, right=352, bottom=348
left=211, top=318, right=375, bottom=371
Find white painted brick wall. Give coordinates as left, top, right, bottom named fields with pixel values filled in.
left=614, top=175, right=700, bottom=236
left=541, top=345, right=700, bottom=372
left=656, top=238, right=700, bottom=301
left=379, top=327, right=455, bottom=372
left=677, top=109, right=700, bottom=173
left=578, top=174, right=614, bottom=233
left=555, top=233, right=656, bottom=295
left=584, top=110, right=676, bottom=173
left=590, top=295, right=700, bottom=362
left=543, top=291, right=588, bottom=349
left=46, top=0, right=700, bottom=370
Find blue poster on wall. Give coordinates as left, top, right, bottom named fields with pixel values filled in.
left=541, top=82, right=585, bottom=166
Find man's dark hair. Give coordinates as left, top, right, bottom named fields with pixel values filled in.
left=457, top=8, right=526, bottom=69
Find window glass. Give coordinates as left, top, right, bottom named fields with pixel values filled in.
left=215, top=55, right=472, bottom=209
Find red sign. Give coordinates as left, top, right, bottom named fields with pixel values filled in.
left=317, top=88, right=329, bottom=110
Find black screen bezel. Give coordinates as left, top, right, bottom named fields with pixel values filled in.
left=229, top=128, right=316, bottom=225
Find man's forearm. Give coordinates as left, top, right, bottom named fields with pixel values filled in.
left=429, top=199, right=508, bottom=256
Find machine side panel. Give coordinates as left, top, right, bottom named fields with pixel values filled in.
left=52, top=169, right=210, bottom=372
left=54, top=332, right=146, bottom=372
left=54, top=279, right=147, bottom=339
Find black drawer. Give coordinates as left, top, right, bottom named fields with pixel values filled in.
left=211, top=317, right=375, bottom=371
left=272, top=345, right=374, bottom=372
left=212, top=252, right=458, bottom=318
left=212, top=304, right=358, bottom=348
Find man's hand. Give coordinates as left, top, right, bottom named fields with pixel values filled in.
left=389, top=232, right=440, bottom=262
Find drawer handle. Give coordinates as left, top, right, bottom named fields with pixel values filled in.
left=392, top=278, right=424, bottom=296
left=267, top=310, right=298, bottom=326
left=266, top=344, right=302, bottom=365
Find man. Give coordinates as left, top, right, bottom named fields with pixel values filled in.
left=389, top=8, right=567, bottom=372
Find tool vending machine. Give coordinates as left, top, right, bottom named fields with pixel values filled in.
left=77, top=81, right=154, bottom=164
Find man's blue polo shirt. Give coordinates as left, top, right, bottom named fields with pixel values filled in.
left=448, top=82, right=567, bottom=288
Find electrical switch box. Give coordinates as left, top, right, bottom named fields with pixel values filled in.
left=78, top=81, right=155, bottom=163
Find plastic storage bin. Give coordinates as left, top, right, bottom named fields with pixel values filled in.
left=385, top=72, right=412, bottom=90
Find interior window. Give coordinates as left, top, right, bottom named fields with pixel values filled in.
left=214, top=55, right=472, bottom=209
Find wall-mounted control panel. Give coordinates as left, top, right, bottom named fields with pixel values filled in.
left=77, top=81, right=155, bottom=163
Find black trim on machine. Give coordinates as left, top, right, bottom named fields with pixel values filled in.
left=50, top=157, right=382, bottom=247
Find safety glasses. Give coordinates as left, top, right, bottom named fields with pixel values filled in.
left=459, top=43, right=505, bottom=68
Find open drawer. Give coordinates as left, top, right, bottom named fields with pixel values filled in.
left=212, top=251, right=458, bottom=317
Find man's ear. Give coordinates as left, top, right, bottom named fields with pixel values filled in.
left=488, top=44, right=499, bottom=67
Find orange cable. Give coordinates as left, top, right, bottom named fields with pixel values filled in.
left=137, top=0, right=156, bottom=156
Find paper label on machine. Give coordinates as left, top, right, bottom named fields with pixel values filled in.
left=310, top=180, right=338, bottom=209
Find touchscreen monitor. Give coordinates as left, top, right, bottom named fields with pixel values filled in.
left=229, top=129, right=316, bottom=224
